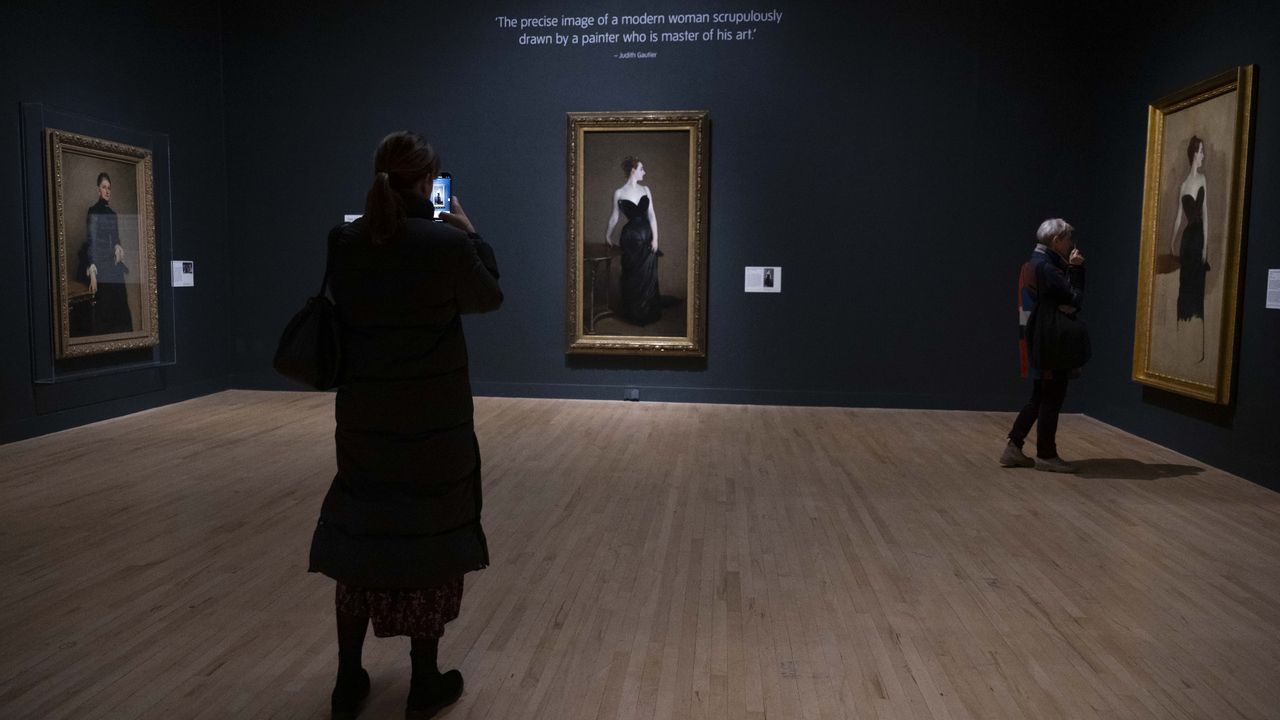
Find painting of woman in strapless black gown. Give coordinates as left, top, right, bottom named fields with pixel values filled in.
left=1170, top=135, right=1209, bottom=360
left=1172, top=136, right=1209, bottom=318
left=1132, top=66, right=1254, bottom=404
left=566, top=110, right=708, bottom=356
left=604, top=156, right=661, bottom=325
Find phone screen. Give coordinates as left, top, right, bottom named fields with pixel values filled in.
left=431, top=175, right=451, bottom=220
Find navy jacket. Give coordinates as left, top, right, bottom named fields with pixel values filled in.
left=1026, top=246, right=1090, bottom=373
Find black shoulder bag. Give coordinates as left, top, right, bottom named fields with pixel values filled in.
left=1027, top=262, right=1091, bottom=372
left=272, top=231, right=342, bottom=390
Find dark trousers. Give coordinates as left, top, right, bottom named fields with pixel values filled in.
left=1008, top=377, right=1069, bottom=459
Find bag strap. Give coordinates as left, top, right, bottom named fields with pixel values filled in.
left=318, top=226, right=340, bottom=297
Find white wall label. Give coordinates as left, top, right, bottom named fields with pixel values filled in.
left=1267, top=269, right=1280, bottom=309
left=171, top=261, right=194, bottom=287
left=745, top=266, right=781, bottom=293
left=343, top=214, right=362, bottom=222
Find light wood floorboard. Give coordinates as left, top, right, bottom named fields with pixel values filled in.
left=1, top=391, right=1278, bottom=719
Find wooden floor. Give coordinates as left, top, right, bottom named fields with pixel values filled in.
left=1, top=392, right=1278, bottom=720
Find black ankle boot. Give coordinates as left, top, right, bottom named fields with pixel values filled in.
left=331, top=667, right=370, bottom=720
left=405, top=669, right=463, bottom=719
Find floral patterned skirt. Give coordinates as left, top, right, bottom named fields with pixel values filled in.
left=335, top=577, right=464, bottom=639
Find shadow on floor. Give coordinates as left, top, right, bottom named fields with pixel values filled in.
left=1074, top=458, right=1205, bottom=481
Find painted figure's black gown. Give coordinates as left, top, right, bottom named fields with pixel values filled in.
left=1177, top=187, right=1207, bottom=321
left=618, top=195, right=660, bottom=325
left=77, top=199, right=133, bottom=335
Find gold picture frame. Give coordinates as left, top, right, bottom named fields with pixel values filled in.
left=566, top=110, right=710, bottom=356
left=1132, top=65, right=1255, bottom=404
left=45, top=128, right=159, bottom=358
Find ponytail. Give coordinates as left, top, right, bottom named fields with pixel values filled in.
left=365, top=170, right=402, bottom=244
left=363, top=131, right=439, bottom=245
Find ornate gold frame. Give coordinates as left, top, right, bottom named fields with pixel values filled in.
left=565, top=110, right=710, bottom=356
left=1132, top=66, right=1255, bottom=404
left=45, top=129, right=159, bottom=358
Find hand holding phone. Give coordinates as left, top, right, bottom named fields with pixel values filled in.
left=430, top=173, right=452, bottom=221
left=440, top=196, right=477, bottom=235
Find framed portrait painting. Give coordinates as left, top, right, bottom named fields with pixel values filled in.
left=565, top=110, right=710, bottom=356
left=1132, top=65, right=1255, bottom=404
left=45, top=129, right=159, bottom=359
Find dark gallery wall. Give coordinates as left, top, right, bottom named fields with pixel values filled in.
left=222, top=1, right=1280, bottom=489
left=1, top=1, right=232, bottom=443
left=1078, top=1, right=1280, bottom=490
left=224, top=1, right=1101, bottom=412
left=9, top=1, right=1272, bottom=491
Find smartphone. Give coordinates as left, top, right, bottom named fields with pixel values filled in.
left=430, top=173, right=451, bottom=221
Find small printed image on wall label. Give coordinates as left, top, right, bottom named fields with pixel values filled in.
left=745, top=266, right=781, bottom=293
left=171, top=261, right=194, bottom=287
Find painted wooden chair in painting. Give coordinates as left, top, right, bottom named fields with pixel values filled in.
left=584, top=242, right=621, bottom=333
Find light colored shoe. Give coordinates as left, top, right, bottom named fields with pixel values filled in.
left=999, top=441, right=1034, bottom=468
left=1034, top=456, right=1079, bottom=473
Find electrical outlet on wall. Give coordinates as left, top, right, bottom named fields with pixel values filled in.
left=624, top=388, right=640, bottom=401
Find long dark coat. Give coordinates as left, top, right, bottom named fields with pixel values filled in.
left=1026, top=247, right=1089, bottom=373
left=308, top=194, right=502, bottom=589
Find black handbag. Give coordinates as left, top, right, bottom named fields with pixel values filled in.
left=273, top=232, right=342, bottom=390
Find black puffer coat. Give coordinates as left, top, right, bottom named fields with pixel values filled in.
left=308, top=194, right=502, bottom=589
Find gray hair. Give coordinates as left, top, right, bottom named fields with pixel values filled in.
left=1036, top=218, right=1074, bottom=244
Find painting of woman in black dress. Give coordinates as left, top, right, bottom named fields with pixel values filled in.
left=1132, top=65, right=1254, bottom=404
left=1170, top=136, right=1209, bottom=360
left=45, top=128, right=158, bottom=358
left=76, top=172, right=134, bottom=335
left=566, top=111, right=709, bottom=357
left=1145, top=127, right=1225, bottom=386
left=604, top=156, right=661, bottom=325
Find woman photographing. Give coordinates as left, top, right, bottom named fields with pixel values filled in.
left=308, top=131, right=502, bottom=719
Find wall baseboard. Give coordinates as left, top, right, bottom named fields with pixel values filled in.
left=1, top=376, right=229, bottom=445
